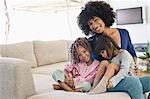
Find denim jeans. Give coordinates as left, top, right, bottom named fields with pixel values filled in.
left=107, top=76, right=150, bottom=99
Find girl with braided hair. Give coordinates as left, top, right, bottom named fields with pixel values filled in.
left=52, top=37, right=108, bottom=92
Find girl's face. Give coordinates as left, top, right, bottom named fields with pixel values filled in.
left=88, top=17, right=105, bottom=33
left=76, top=45, right=91, bottom=64
left=100, top=50, right=113, bottom=59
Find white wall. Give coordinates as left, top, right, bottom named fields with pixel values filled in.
left=111, top=0, right=150, bottom=43
left=0, top=0, right=8, bottom=44
left=0, top=0, right=150, bottom=44
left=1, top=3, right=85, bottom=44
left=7, top=9, right=84, bottom=43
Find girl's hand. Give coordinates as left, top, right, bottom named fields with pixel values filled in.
left=130, top=62, right=139, bottom=76
left=132, top=58, right=139, bottom=75
left=107, top=81, right=113, bottom=89
left=71, top=67, right=80, bottom=78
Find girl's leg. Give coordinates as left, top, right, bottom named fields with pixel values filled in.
left=90, top=60, right=109, bottom=90
left=89, top=63, right=119, bottom=94
left=103, top=63, right=120, bottom=79
left=107, top=76, right=144, bottom=99
left=139, top=76, right=150, bottom=93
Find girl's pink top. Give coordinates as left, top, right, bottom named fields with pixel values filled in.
left=65, top=59, right=99, bottom=86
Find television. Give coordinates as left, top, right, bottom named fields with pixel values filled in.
left=116, top=7, right=143, bottom=25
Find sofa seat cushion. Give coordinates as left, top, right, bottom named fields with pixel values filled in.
left=31, top=61, right=69, bottom=75
left=31, top=70, right=131, bottom=99
left=0, top=41, right=37, bottom=68
left=28, top=91, right=131, bottom=99
left=32, top=74, right=55, bottom=94
left=33, top=40, right=69, bottom=66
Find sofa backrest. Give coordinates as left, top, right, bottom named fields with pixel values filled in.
left=33, top=40, right=70, bottom=66
left=0, top=40, right=73, bottom=68
left=0, top=41, right=37, bottom=68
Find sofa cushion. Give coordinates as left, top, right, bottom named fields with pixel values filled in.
left=30, top=72, right=131, bottom=99
left=66, top=40, right=73, bottom=61
left=31, top=61, right=68, bottom=75
left=32, top=74, right=55, bottom=94
left=0, top=41, right=37, bottom=68
left=33, top=40, right=68, bottom=66
left=28, top=91, right=131, bottom=99
left=0, top=57, right=36, bottom=99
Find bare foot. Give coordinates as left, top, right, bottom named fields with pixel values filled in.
left=53, top=84, right=63, bottom=90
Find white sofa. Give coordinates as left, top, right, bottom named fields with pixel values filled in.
left=0, top=40, right=148, bottom=99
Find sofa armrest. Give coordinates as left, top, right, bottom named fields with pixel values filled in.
left=0, top=57, right=36, bottom=99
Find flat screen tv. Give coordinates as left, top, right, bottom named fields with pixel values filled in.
left=116, top=7, right=143, bottom=25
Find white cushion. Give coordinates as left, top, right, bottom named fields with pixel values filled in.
left=28, top=91, right=131, bottom=99
left=33, top=40, right=68, bottom=66
left=0, top=41, right=37, bottom=68
left=66, top=40, right=73, bottom=61
left=32, top=74, right=55, bottom=94
left=30, top=73, right=131, bottom=99
left=0, top=57, right=36, bottom=99
left=31, top=61, right=68, bottom=75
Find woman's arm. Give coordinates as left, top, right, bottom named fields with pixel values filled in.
left=125, top=29, right=137, bottom=62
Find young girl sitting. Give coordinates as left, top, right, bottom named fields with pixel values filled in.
left=52, top=37, right=101, bottom=92
left=89, top=34, right=134, bottom=94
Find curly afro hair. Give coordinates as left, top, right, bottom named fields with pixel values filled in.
left=77, top=1, right=116, bottom=36
left=70, top=37, right=92, bottom=64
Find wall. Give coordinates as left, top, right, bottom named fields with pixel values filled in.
left=0, top=0, right=150, bottom=44
left=0, top=1, right=84, bottom=44
left=0, top=0, right=8, bottom=44
left=110, top=0, right=150, bottom=43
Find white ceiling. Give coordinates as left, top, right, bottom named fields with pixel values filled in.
left=11, top=0, right=93, bottom=12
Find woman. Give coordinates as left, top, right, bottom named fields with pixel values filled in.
left=77, top=1, right=136, bottom=62
left=77, top=1, right=150, bottom=99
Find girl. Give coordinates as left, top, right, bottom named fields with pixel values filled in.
left=89, top=35, right=134, bottom=94
left=52, top=37, right=105, bottom=92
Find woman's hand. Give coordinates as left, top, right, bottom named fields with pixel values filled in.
left=107, top=81, right=113, bottom=89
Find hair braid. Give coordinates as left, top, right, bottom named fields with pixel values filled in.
left=70, top=37, right=91, bottom=64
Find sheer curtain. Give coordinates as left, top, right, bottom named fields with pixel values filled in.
left=0, top=0, right=10, bottom=44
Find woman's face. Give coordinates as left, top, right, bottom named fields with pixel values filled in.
left=100, top=50, right=112, bottom=59
left=76, top=45, right=91, bottom=64
left=88, top=17, right=105, bottom=33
